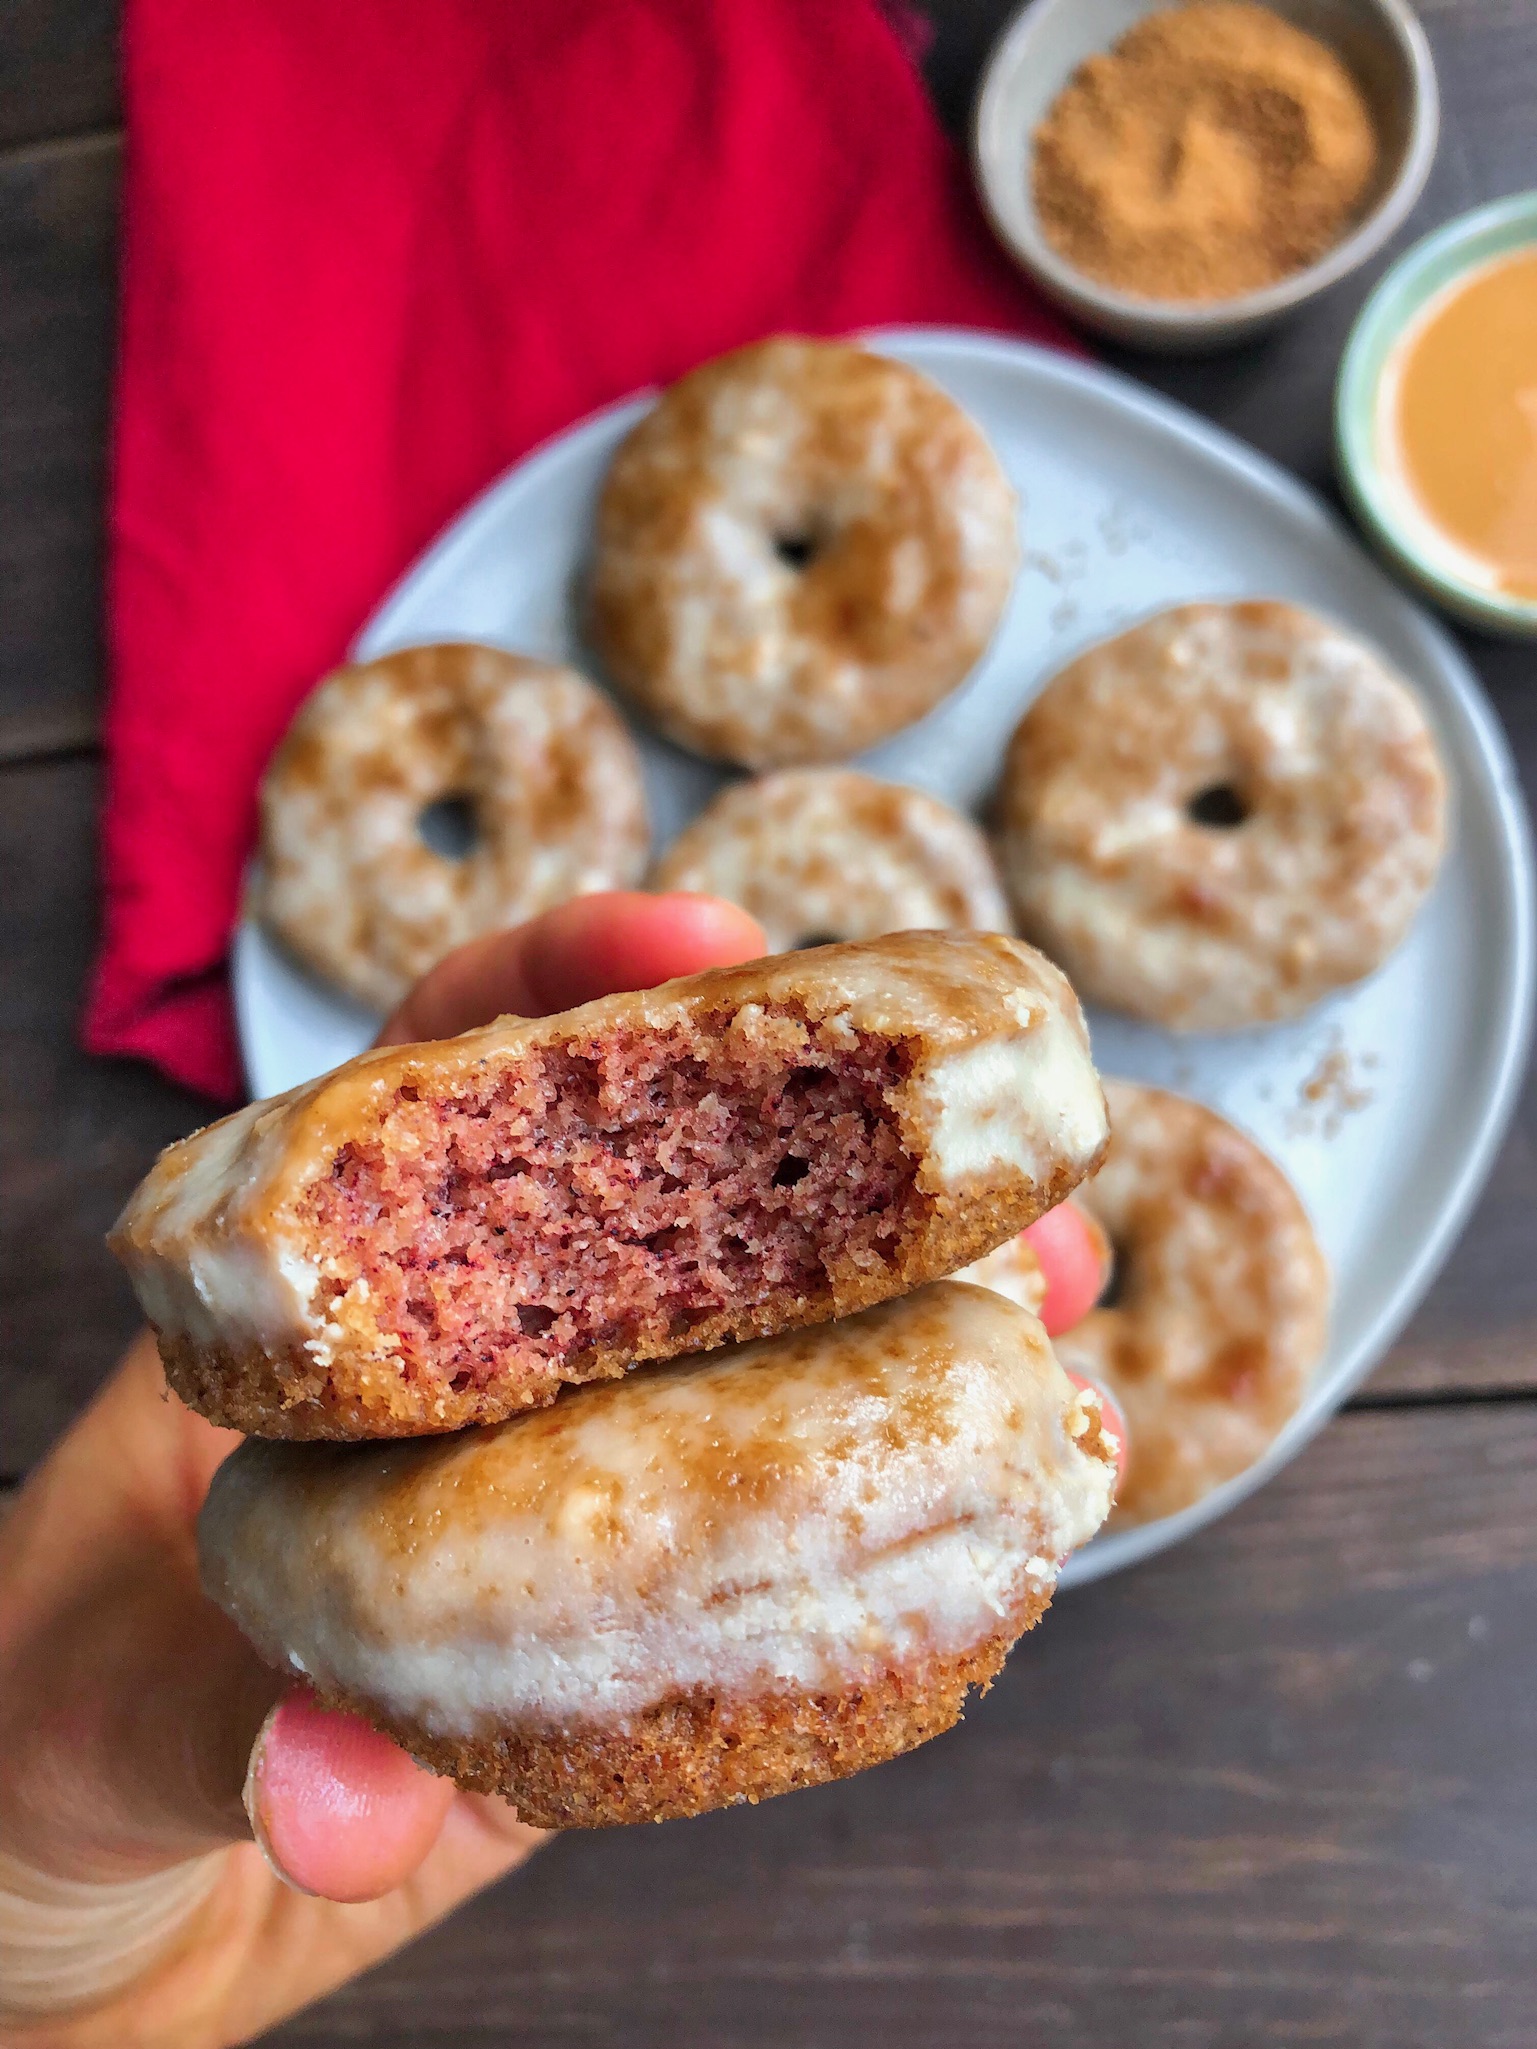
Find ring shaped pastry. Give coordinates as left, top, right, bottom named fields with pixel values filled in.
left=257, top=643, right=649, bottom=1013
left=112, top=932, right=1109, bottom=1439
left=1052, top=1080, right=1329, bottom=1526
left=996, top=602, right=1448, bottom=1030
left=650, top=769, right=1012, bottom=952
left=199, top=1282, right=1117, bottom=1827
left=588, top=337, right=1020, bottom=769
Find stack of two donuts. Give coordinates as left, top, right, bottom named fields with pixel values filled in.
left=113, top=932, right=1121, bottom=1827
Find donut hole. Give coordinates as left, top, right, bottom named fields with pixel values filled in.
left=772, top=529, right=824, bottom=572
left=1186, top=782, right=1249, bottom=830
left=418, top=793, right=480, bottom=861
left=1097, top=1247, right=1125, bottom=1311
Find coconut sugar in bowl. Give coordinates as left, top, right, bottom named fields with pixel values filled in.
left=973, top=0, right=1438, bottom=350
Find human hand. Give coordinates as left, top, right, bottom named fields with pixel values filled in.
left=0, top=894, right=764, bottom=2046
left=0, top=897, right=1113, bottom=2047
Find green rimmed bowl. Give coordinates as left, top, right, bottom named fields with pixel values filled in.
left=1337, top=191, right=1537, bottom=637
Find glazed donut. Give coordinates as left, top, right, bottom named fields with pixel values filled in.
left=199, top=1282, right=1117, bottom=1827
left=995, top=602, right=1448, bottom=1030
left=256, top=643, right=650, bottom=1013
left=1051, top=1080, right=1329, bottom=1526
left=650, top=770, right=1012, bottom=951
left=588, top=337, right=1020, bottom=769
left=112, top=931, right=1109, bottom=1439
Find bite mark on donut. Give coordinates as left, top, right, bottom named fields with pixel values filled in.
left=297, top=1016, right=922, bottom=1400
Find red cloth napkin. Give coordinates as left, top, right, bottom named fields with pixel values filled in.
left=88, top=0, right=1075, bottom=1103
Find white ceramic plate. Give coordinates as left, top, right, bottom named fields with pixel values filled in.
left=234, top=329, right=1534, bottom=1584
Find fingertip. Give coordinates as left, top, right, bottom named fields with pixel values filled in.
left=377, top=893, right=768, bottom=1046
left=520, top=891, right=766, bottom=1012
left=647, top=891, right=769, bottom=959
left=1024, top=1201, right=1111, bottom=1338
left=245, top=1691, right=453, bottom=1903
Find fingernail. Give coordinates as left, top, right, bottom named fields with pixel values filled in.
left=243, top=1697, right=322, bottom=1897
left=240, top=1688, right=455, bottom=1904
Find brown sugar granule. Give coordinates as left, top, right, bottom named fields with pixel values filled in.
left=1031, top=2, right=1380, bottom=302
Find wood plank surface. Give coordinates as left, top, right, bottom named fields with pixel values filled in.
left=0, top=128, right=116, bottom=760
left=269, top=1401, right=1537, bottom=2049
left=0, top=754, right=206, bottom=1472
left=0, top=0, right=117, bottom=153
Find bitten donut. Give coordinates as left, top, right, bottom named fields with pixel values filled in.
left=995, top=602, right=1448, bottom=1030
left=199, top=1283, right=1117, bottom=1827
left=112, top=932, right=1109, bottom=1439
left=650, top=770, right=1012, bottom=951
left=1052, top=1081, right=1329, bottom=1525
left=256, top=643, right=650, bottom=1013
left=588, top=337, right=1020, bottom=769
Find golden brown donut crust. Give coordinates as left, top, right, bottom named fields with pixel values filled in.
left=335, top=1398, right=1116, bottom=1826
left=338, top=1611, right=1035, bottom=1829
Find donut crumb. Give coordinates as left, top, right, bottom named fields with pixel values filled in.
left=297, top=1016, right=921, bottom=1398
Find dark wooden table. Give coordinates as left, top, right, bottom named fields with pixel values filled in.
left=4, top=3, right=1537, bottom=2042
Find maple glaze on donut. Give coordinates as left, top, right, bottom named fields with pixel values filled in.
left=588, top=337, right=1020, bottom=770
left=257, top=643, right=649, bottom=1012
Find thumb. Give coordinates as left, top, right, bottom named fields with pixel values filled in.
left=244, top=1691, right=455, bottom=1903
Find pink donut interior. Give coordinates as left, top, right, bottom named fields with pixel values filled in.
left=298, top=1020, right=918, bottom=1397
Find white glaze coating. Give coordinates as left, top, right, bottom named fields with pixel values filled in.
left=918, top=992, right=1105, bottom=1189
left=1054, top=1080, right=1328, bottom=1525
left=115, top=1097, right=319, bottom=1351
left=110, top=933, right=1109, bottom=1384
left=199, top=1284, right=1115, bottom=1731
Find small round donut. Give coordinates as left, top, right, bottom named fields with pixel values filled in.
left=588, top=336, right=1020, bottom=770
left=1051, top=1080, right=1329, bottom=1526
left=995, top=601, right=1448, bottom=1030
left=650, top=769, right=1012, bottom=952
left=257, top=643, right=649, bottom=1013
left=199, top=1283, right=1116, bottom=1827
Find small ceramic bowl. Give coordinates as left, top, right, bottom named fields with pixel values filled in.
left=972, top=0, right=1439, bottom=352
left=1336, top=192, right=1537, bottom=638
